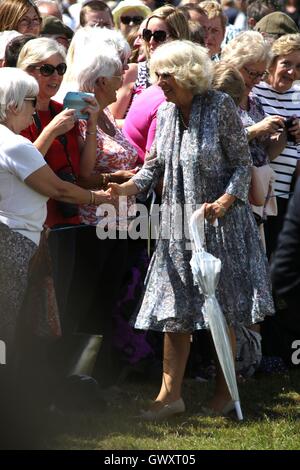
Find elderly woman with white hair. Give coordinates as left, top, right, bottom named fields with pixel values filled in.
left=109, top=40, right=274, bottom=419
left=55, top=26, right=131, bottom=104
left=16, top=36, right=102, bottom=326
left=0, top=67, right=110, bottom=364
left=55, top=34, right=140, bottom=386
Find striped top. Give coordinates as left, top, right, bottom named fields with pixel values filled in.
left=253, top=81, right=300, bottom=199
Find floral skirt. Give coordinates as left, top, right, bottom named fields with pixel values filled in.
left=0, top=223, right=36, bottom=360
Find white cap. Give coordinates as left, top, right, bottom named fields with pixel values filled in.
left=0, top=30, right=21, bottom=60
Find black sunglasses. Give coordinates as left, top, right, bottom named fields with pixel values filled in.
left=120, top=15, right=143, bottom=25
left=24, top=96, right=37, bottom=107
left=142, top=28, right=168, bottom=43
left=33, top=62, right=67, bottom=77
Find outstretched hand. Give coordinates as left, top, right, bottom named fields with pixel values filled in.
left=107, top=182, right=126, bottom=197
left=93, top=188, right=112, bottom=205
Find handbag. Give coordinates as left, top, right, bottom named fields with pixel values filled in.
left=249, top=164, right=277, bottom=220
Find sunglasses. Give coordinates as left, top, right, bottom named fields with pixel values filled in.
left=33, top=63, right=67, bottom=77
left=120, top=15, right=143, bottom=25
left=142, top=29, right=168, bottom=43
left=24, top=97, right=37, bottom=107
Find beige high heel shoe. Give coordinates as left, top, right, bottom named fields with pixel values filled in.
left=139, top=398, right=186, bottom=422
left=199, top=400, right=235, bottom=417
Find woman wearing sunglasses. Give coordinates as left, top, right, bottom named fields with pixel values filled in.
left=0, top=67, right=110, bottom=373
left=122, top=6, right=189, bottom=162
left=17, top=37, right=101, bottom=327
left=112, top=0, right=151, bottom=40
left=111, top=5, right=189, bottom=126
left=0, top=0, right=41, bottom=37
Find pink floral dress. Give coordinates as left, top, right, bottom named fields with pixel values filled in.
left=79, top=108, right=138, bottom=226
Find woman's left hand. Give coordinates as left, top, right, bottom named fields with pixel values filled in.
left=81, top=96, right=100, bottom=128
left=287, top=117, right=300, bottom=143
left=204, top=201, right=226, bottom=224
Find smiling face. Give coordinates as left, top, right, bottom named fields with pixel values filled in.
left=155, top=72, right=193, bottom=108
left=268, top=51, right=300, bottom=92
left=239, top=61, right=267, bottom=96
left=27, top=53, right=65, bottom=102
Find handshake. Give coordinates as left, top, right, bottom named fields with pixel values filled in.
left=93, top=168, right=139, bottom=205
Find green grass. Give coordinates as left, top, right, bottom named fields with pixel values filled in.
left=45, top=370, right=300, bottom=450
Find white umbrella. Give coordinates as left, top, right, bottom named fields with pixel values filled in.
left=190, top=206, right=243, bottom=421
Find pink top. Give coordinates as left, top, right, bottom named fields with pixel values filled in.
left=79, top=108, right=138, bottom=226
left=123, top=85, right=166, bottom=163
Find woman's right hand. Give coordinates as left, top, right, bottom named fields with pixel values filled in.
left=110, top=170, right=136, bottom=183
left=253, top=115, right=285, bottom=137
left=47, top=108, right=76, bottom=137
left=107, top=182, right=126, bottom=199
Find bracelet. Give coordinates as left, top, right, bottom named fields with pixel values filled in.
left=89, top=190, right=96, bottom=204
left=102, top=173, right=111, bottom=187
left=215, top=200, right=227, bottom=216
left=86, top=129, right=97, bottom=135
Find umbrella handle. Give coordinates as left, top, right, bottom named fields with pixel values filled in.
left=190, top=205, right=206, bottom=250
left=190, top=206, right=219, bottom=250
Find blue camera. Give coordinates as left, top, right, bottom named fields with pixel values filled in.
left=63, top=91, right=95, bottom=120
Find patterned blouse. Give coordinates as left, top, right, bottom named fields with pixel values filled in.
left=79, top=108, right=138, bottom=226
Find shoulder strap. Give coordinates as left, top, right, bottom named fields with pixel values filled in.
left=33, top=104, right=76, bottom=178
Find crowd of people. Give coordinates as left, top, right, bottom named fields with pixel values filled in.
left=0, top=0, right=300, bottom=445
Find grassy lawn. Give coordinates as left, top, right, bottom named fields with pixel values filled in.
left=45, top=369, right=300, bottom=450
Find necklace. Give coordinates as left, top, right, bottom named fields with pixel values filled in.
left=178, top=109, right=189, bottom=130
left=98, top=111, right=115, bottom=135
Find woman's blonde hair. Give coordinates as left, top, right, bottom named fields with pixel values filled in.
left=0, top=0, right=41, bottom=33
left=200, top=1, right=227, bottom=31
left=146, top=5, right=190, bottom=41
left=221, top=31, right=272, bottom=69
left=150, top=40, right=212, bottom=95
left=17, top=37, right=66, bottom=71
left=212, top=62, right=245, bottom=106
left=270, top=34, right=300, bottom=66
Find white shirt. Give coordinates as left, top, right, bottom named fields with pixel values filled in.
left=253, top=81, right=300, bottom=199
left=0, top=124, right=48, bottom=245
